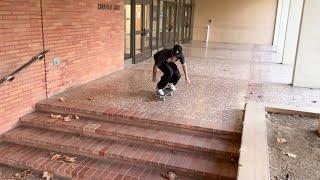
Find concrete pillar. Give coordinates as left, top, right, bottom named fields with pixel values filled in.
left=282, top=0, right=304, bottom=65
left=318, top=118, right=320, bottom=137
left=273, top=0, right=291, bottom=60
left=272, top=0, right=283, bottom=46
left=293, top=0, right=320, bottom=88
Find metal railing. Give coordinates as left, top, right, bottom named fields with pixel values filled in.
left=0, top=50, right=49, bottom=86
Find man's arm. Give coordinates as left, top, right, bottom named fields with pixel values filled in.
left=182, top=63, right=190, bottom=84
left=152, top=65, right=157, bottom=82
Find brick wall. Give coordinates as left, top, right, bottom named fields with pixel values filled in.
left=0, top=0, right=124, bottom=134
left=43, top=0, right=124, bottom=95
left=0, top=0, right=45, bottom=133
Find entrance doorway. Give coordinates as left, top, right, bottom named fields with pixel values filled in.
left=163, top=1, right=176, bottom=48
left=124, top=0, right=194, bottom=64
left=124, top=3, right=132, bottom=62
left=135, top=0, right=152, bottom=62
left=182, top=4, right=192, bottom=43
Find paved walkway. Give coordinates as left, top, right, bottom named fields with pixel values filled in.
left=42, top=41, right=320, bottom=134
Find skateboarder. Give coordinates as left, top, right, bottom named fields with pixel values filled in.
left=152, top=44, right=190, bottom=96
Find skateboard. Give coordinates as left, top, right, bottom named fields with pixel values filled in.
left=156, top=88, right=173, bottom=101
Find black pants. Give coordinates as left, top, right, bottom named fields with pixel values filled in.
left=157, top=63, right=181, bottom=89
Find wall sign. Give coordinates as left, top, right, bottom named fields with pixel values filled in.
left=98, top=3, right=120, bottom=11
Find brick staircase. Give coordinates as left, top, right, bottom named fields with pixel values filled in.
left=0, top=101, right=241, bottom=179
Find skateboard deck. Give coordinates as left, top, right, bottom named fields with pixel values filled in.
left=156, top=88, right=173, bottom=101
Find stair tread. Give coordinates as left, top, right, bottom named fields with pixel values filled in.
left=0, top=142, right=180, bottom=180
left=4, top=126, right=238, bottom=178
left=35, top=102, right=242, bottom=137
left=21, top=112, right=240, bottom=157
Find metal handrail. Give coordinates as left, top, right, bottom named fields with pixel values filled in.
left=0, top=50, right=49, bottom=86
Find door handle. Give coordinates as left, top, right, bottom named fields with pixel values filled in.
left=141, top=28, right=146, bottom=36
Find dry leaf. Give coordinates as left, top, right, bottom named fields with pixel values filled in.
left=283, top=152, right=297, bottom=159
left=59, top=97, right=65, bottom=102
left=276, top=138, right=287, bottom=144
left=88, top=97, right=94, bottom=101
left=162, top=172, right=178, bottom=180
left=15, top=169, right=31, bottom=178
left=63, top=155, right=76, bottom=163
left=171, top=149, right=177, bottom=154
left=50, top=114, right=63, bottom=119
left=43, top=171, right=53, bottom=180
left=75, top=115, right=80, bottom=120
left=63, top=115, right=72, bottom=122
left=51, top=153, right=62, bottom=161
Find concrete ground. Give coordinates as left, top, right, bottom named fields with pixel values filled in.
left=44, top=41, right=320, bottom=133
left=267, top=114, right=320, bottom=180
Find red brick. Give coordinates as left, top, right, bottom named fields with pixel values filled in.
left=0, top=0, right=124, bottom=135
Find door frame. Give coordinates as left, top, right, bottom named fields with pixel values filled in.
left=129, top=0, right=153, bottom=64
left=182, top=4, right=192, bottom=43
left=135, top=0, right=153, bottom=63
left=162, top=1, right=177, bottom=48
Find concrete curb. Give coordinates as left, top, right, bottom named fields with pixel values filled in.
left=237, top=102, right=270, bottom=180
left=237, top=102, right=320, bottom=180
left=265, top=103, right=320, bottom=117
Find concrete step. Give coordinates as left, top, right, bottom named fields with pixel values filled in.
left=3, top=126, right=238, bottom=179
left=0, top=142, right=188, bottom=180
left=21, top=112, right=240, bottom=159
left=35, top=101, right=242, bottom=140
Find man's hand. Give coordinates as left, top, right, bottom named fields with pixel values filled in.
left=185, top=77, right=191, bottom=84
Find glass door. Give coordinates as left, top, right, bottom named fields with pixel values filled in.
left=182, top=4, right=192, bottom=43
left=163, top=1, right=176, bottom=48
left=135, top=0, right=152, bottom=62
left=124, top=3, right=132, bottom=61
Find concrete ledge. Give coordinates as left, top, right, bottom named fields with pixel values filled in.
left=265, top=103, right=320, bottom=117
left=237, top=102, right=270, bottom=180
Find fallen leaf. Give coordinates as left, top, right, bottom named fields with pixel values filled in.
left=258, top=95, right=263, bottom=98
left=276, top=138, right=287, bottom=144
left=59, top=97, right=65, bottom=102
left=285, top=173, right=290, bottom=180
left=43, top=171, right=53, bottom=180
left=63, top=115, right=72, bottom=122
left=270, top=165, right=278, bottom=170
left=63, top=155, right=76, bottom=163
left=312, top=100, right=317, bottom=103
left=161, top=172, right=178, bottom=180
left=51, top=153, right=62, bottom=161
left=88, top=97, right=94, bottom=101
left=283, top=152, right=297, bottom=159
left=75, top=115, right=80, bottom=120
left=50, top=114, right=63, bottom=119
left=171, top=149, right=177, bottom=154
left=15, top=169, right=31, bottom=178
